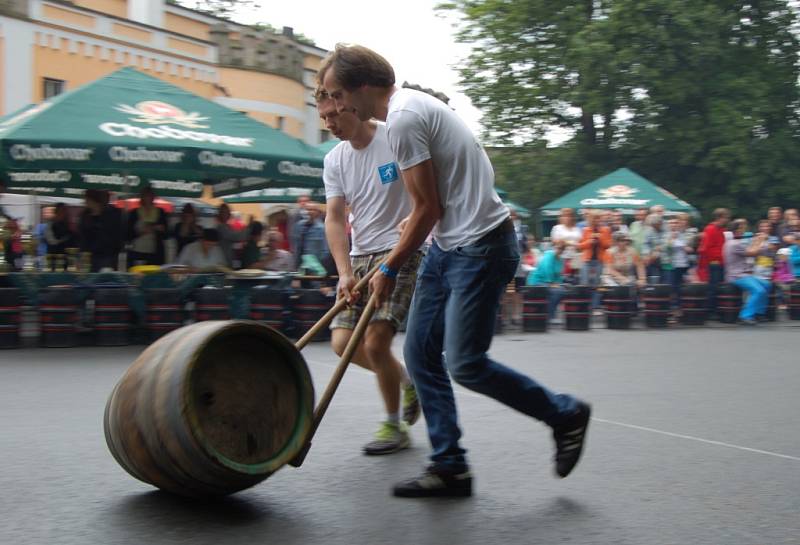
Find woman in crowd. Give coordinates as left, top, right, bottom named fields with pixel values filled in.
left=752, top=219, right=778, bottom=282
left=44, top=203, right=75, bottom=269
left=550, top=207, right=582, bottom=283
left=602, top=232, right=646, bottom=287
left=253, top=228, right=294, bottom=272
left=241, top=221, right=265, bottom=269
left=579, top=210, right=611, bottom=307
left=665, top=217, right=692, bottom=307
left=609, top=210, right=629, bottom=235
left=80, top=189, right=123, bottom=272
left=723, top=219, right=771, bottom=325
left=126, top=186, right=167, bottom=266
left=172, top=203, right=202, bottom=256
left=643, top=214, right=667, bottom=283
left=216, top=203, right=248, bottom=268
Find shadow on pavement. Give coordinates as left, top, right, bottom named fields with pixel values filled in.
left=112, top=489, right=274, bottom=525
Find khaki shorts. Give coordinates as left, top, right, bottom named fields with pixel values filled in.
left=331, top=250, right=423, bottom=331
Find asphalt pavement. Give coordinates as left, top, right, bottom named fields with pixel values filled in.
left=1, top=320, right=798, bottom=545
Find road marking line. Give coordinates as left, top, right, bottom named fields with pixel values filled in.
left=307, top=359, right=799, bottom=462
left=593, top=417, right=800, bottom=462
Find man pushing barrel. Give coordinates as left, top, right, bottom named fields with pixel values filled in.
left=320, top=45, right=591, bottom=498
left=316, top=87, right=423, bottom=455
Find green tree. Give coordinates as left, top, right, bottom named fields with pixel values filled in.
left=442, top=0, right=800, bottom=220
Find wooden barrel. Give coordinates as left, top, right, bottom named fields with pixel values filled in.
left=94, top=288, right=131, bottom=346
left=564, top=285, right=591, bottom=331
left=194, top=287, right=231, bottom=322
left=104, top=320, right=315, bottom=497
left=603, top=285, right=634, bottom=330
left=522, top=286, right=548, bottom=333
left=789, top=282, right=800, bottom=320
left=291, top=290, right=335, bottom=342
left=641, top=284, right=671, bottom=328
left=250, top=287, right=288, bottom=334
left=145, top=288, right=184, bottom=343
left=717, top=283, right=742, bottom=324
left=680, top=283, right=708, bottom=326
left=0, top=288, right=21, bottom=349
left=39, top=287, right=79, bottom=347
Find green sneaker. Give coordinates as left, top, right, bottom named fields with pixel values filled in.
left=402, top=383, right=421, bottom=426
left=363, top=421, right=410, bottom=456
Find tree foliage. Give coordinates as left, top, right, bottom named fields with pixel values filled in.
left=441, top=0, right=800, bottom=222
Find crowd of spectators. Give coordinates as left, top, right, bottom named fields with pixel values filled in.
left=520, top=205, right=800, bottom=325
left=0, top=186, right=332, bottom=276
left=3, top=184, right=800, bottom=325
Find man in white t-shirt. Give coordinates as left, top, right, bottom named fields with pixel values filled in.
left=317, top=88, right=423, bottom=456
left=176, top=228, right=227, bottom=272
left=321, top=45, right=591, bottom=498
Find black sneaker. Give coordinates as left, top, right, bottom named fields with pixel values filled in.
left=553, top=401, right=591, bottom=478
left=393, top=465, right=472, bottom=498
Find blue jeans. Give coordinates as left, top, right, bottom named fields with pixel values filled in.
left=662, top=267, right=687, bottom=308
left=404, top=228, right=578, bottom=470
left=708, top=264, right=724, bottom=315
left=548, top=286, right=565, bottom=320
left=580, top=260, right=602, bottom=308
left=732, top=276, right=770, bottom=320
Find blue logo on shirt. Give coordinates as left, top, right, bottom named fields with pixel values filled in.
left=378, top=162, right=399, bottom=184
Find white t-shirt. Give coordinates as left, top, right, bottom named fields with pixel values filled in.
left=385, top=88, right=508, bottom=251
left=550, top=224, right=583, bottom=267
left=176, top=241, right=227, bottom=270
left=323, top=123, right=413, bottom=256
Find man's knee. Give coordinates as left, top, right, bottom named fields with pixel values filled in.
left=447, top=354, right=487, bottom=388
left=364, top=323, right=395, bottom=367
left=330, top=329, right=350, bottom=357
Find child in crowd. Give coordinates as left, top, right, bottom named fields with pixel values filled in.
left=773, top=247, right=794, bottom=308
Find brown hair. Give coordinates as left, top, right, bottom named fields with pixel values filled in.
left=322, top=44, right=395, bottom=91
left=314, top=84, right=330, bottom=104
left=730, top=218, right=748, bottom=234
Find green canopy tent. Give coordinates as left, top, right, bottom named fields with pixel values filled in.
left=219, top=139, right=335, bottom=203
left=540, top=168, right=696, bottom=217
left=223, top=186, right=326, bottom=204
left=0, top=67, right=325, bottom=198
left=315, top=138, right=341, bottom=154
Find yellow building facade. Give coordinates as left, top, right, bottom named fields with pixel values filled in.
left=0, top=0, right=330, bottom=146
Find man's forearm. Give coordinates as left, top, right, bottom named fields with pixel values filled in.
left=324, top=219, right=352, bottom=276
left=383, top=206, right=438, bottom=271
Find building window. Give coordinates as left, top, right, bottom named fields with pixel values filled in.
left=43, top=78, right=65, bottom=99
left=276, top=116, right=285, bottom=131
left=320, top=129, right=331, bottom=143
